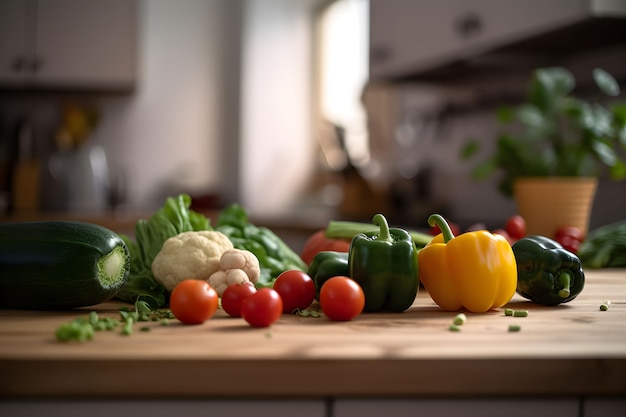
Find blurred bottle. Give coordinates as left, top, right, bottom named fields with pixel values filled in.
left=11, top=119, right=40, bottom=212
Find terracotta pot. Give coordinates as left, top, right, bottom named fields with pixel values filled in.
left=513, top=177, right=598, bottom=238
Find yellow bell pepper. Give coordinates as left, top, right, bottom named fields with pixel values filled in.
left=419, top=214, right=517, bottom=313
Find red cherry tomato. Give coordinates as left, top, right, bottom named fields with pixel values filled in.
left=170, top=280, right=218, bottom=324
left=505, top=215, right=527, bottom=240
left=554, top=226, right=585, bottom=242
left=319, top=276, right=365, bottom=321
left=273, top=270, right=316, bottom=313
left=300, top=230, right=351, bottom=265
left=554, top=226, right=585, bottom=254
left=221, top=282, right=257, bottom=317
left=241, top=288, right=283, bottom=327
left=556, top=235, right=581, bottom=254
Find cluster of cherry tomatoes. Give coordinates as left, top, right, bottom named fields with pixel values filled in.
left=169, top=270, right=365, bottom=328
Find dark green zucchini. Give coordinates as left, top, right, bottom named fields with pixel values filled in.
left=0, top=221, right=130, bottom=310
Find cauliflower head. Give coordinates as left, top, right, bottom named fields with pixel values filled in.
left=152, top=230, right=234, bottom=292
left=208, top=249, right=261, bottom=296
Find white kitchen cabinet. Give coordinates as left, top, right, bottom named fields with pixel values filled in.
left=0, top=0, right=137, bottom=90
left=369, top=0, right=626, bottom=80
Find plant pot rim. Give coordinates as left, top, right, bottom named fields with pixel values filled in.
left=514, top=176, right=599, bottom=185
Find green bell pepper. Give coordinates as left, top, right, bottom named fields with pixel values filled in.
left=349, top=214, right=419, bottom=312
left=512, top=235, right=585, bottom=306
left=307, top=251, right=350, bottom=300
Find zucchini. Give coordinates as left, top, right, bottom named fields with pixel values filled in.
left=0, top=221, right=130, bottom=310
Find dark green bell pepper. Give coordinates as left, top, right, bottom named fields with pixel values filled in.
left=349, top=214, right=419, bottom=312
left=307, top=251, right=349, bottom=300
left=512, top=235, right=585, bottom=306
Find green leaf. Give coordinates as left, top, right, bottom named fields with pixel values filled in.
left=471, top=159, right=497, bottom=180
left=610, top=160, right=626, bottom=180
left=115, top=194, right=211, bottom=307
left=593, top=68, right=620, bottom=97
left=529, top=67, right=574, bottom=110
left=618, top=125, right=626, bottom=147
left=575, top=102, right=595, bottom=130
left=541, top=67, right=575, bottom=96
left=496, top=106, right=515, bottom=123
left=460, top=141, right=480, bottom=159
left=562, top=97, right=584, bottom=118
left=612, top=104, right=626, bottom=125
left=585, top=105, right=615, bottom=138
left=217, top=204, right=250, bottom=229
left=592, top=141, right=617, bottom=166
left=516, top=105, right=545, bottom=128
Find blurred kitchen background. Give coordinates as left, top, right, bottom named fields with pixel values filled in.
left=1, top=0, right=626, bottom=240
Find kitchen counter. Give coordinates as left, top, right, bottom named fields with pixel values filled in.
left=1, top=270, right=625, bottom=400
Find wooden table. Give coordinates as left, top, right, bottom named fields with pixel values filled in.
left=1, top=269, right=625, bottom=415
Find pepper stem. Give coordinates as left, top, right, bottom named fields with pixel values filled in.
left=372, top=214, right=393, bottom=243
left=556, top=270, right=572, bottom=298
left=427, top=214, right=455, bottom=243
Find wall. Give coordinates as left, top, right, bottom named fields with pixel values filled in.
left=239, top=0, right=318, bottom=217
left=95, top=0, right=240, bottom=210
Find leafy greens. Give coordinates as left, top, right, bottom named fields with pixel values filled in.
left=115, top=194, right=210, bottom=307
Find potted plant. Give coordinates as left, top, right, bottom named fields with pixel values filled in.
left=462, top=67, right=626, bottom=237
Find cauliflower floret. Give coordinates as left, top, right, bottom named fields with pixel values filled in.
left=208, top=249, right=261, bottom=296
left=152, top=230, right=234, bottom=292
left=208, top=269, right=250, bottom=297
left=219, top=249, right=260, bottom=283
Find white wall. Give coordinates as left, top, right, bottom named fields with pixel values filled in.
left=239, top=0, right=317, bottom=217
left=96, top=0, right=233, bottom=210
left=98, top=0, right=318, bottom=214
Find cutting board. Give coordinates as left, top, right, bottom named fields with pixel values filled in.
left=1, top=269, right=625, bottom=397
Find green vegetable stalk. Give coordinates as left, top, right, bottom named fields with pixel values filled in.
left=326, top=219, right=433, bottom=249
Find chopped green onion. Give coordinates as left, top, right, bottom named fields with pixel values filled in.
left=504, top=308, right=514, bottom=316
left=448, top=324, right=461, bottom=332
left=453, top=313, right=467, bottom=325
left=508, top=324, right=521, bottom=332
left=121, top=318, right=134, bottom=335
left=600, top=303, right=609, bottom=311
left=513, top=310, right=529, bottom=317
left=88, top=311, right=99, bottom=326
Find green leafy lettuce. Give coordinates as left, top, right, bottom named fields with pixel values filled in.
left=115, top=194, right=210, bottom=307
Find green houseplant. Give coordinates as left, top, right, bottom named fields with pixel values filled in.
left=463, top=67, right=626, bottom=237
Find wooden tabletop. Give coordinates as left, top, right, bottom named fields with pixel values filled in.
left=1, top=269, right=625, bottom=398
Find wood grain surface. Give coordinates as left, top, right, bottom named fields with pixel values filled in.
left=1, top=270, right=625, bottom=398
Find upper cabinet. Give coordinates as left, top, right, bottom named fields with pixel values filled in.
left=369, top=0, right=626, bottom=82
left=0, top=0, right=138, bottom=91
